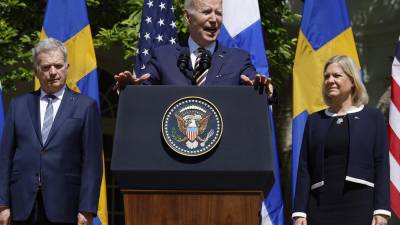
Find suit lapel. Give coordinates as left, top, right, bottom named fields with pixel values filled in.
left=27, top=90, right=42, bottom=145
left=205, top=41, right=226, bottom=85
left=44, top=88, right=77, bottom=146
left=347, top=111, right=361, bottom=159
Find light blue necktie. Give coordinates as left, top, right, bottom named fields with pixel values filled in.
left=41, top=95, right=55, bottom=143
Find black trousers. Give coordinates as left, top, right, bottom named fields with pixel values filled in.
left=12, top=191, right=74, bottom=225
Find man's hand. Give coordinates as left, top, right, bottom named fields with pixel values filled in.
left=371, top=215, right=388, bottom=225
left=77, top=212, right=93, bottom=225
left=293, top=217, right=307, bottom=225
left=240, top=74, right=274, bottom=97
left=113, top=70, right=151, bottom=91
left=0, top=207, right=10, bottom=225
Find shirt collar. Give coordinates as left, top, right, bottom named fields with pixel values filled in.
left=188, top=36, right=216, bottom=56
left=40, top=86, right=66, bottom=100
left=324, top=105, right=364, bottom=117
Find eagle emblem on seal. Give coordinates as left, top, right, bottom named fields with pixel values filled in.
left=162, top=97, right=223, bottom=156
left=175, top=111, right=215, bottom=149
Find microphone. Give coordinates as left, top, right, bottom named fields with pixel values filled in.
left=197, top=48, right=212, bottom=71
left=177, top=48, right=193, bottom=81
left=177, top=51, right=190, bottom=71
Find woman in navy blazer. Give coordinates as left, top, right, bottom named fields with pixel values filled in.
left=293, top=55, right=391, bottom=225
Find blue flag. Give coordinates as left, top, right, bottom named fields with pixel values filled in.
left=218, top=1, right=284, bottom=225
left=135, top=0, right=177, bottom=73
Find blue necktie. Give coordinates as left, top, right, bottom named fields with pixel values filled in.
left=42, top=95, right=55, bottom=143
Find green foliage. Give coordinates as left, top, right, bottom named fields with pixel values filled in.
left=86, top=0, right=100, bottom=7
left=173, top=0, right=189, bottom=39
left=259, top=0, right=301, bottom=90
left=0, top=0, right=44, bottom=92
left=91, top=0, right=143, bottom=60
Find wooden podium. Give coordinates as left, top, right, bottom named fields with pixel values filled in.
left=122, top=190, right=263, bottom=225
left=111, top=86, right=274, bottom=225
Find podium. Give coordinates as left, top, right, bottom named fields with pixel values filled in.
left=111, top=86, right=274, bottom=225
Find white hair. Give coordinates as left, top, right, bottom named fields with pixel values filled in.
left=32, top=38, right=67, bottom=70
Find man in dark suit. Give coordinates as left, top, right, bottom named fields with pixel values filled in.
left=114, top=0, right=274, bottom=98
left=0, top=38, right=102, bottom=225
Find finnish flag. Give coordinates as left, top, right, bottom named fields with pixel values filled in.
left=218, top=1, right=284, bottom=225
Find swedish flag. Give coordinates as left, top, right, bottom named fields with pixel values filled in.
left=37, top=1, right=108, bottom=225
left=292, top=0, right=360, bottom=199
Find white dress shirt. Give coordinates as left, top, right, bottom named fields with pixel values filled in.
left=188, top=36, right=216, bottom=68
left=39, top=86, right=65, bottom=131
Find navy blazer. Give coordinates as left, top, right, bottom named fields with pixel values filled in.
left=0, top=88, right=102, bottom=223
left=293, top=106, right=390, bottom=217
left=140, top=41, right=257, bottom=85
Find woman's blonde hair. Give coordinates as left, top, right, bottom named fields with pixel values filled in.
left=322, top=55, right=369, bottom=106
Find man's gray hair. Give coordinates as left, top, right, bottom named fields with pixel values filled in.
left=184, top=0, right=223, bottom=13
left=32, top=38, right=68, bottom=69
left=184, top=0, right=194, bottom=12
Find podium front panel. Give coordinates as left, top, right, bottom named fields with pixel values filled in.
left=111, top=86, right=274, bottom=192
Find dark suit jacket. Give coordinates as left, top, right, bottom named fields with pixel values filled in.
left=141, top=41, right=257, bottom=85
left=0, top=88, right=102, bottom=223
left=293, top=106, right=390, bottom=216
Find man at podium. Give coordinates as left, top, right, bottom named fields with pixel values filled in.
left=113, top=0, right=276, bottom=102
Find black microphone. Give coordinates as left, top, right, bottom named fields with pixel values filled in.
left=177, top=48, right=193, bottom=81
left=177, top=51, right=190, bottom=71
left=197, top=48, right=212, bottom=71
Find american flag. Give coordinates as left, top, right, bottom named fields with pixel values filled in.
left=390, top=36, right=400, bottom=218
left=135, top=0, right=177, bottom=73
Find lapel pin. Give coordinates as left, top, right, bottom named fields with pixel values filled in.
left=354, top=116, right=359, bottom=119
left=218, top=54, right=223, bottom=58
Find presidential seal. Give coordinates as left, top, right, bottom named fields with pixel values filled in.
left=162, top=96, right=223, bottom=157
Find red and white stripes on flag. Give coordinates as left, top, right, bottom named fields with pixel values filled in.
left=186, top=127, right=198, bottom=142
left=390, top=37, right=400, bottom=218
